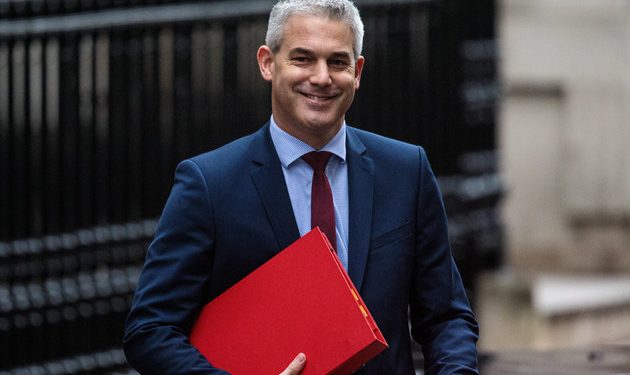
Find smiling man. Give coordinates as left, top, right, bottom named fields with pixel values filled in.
left=123, top=1, right=479, bottom=374
left=257, top=12, right=364, bottom=149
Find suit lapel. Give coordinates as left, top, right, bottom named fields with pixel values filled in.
left=248, top=125, right=374, bottom=290
left=249, top=124, right=301, bottom=251
left=346, top=128, right=374, bottom=292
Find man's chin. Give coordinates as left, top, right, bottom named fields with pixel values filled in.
left=301, top=108, right=342, bottom=124
left=303, top=119, right=343, bottom=136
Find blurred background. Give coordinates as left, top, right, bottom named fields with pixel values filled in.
left=0, top=0, right=628, bottom=373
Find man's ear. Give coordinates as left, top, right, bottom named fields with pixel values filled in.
left=354, top=55, right=365, bottom=90
left=257, top=45, right=274, bottom=82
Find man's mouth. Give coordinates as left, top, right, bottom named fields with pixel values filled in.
left=301, top=92, right=337, bottom=102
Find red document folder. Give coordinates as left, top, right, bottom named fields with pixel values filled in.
left=190, top=228, right=388, bottom=374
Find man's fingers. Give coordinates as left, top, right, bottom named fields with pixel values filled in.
left=279, top=353, right=306, bottom=375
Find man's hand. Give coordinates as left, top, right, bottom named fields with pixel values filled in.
left=279, top=353, right=306, bottom=375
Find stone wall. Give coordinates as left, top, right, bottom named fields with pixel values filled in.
left=499, top=0, right=630, bottom=272
left=480, top=0, right=630, bottom=351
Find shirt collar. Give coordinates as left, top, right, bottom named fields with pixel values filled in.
left=269, top=115, right=347, bottom=168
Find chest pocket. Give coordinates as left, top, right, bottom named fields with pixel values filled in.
left=370, top=221, right=412, bottom=251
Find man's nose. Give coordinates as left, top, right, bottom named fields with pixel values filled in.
left=309, top=60, right=332, bottom=86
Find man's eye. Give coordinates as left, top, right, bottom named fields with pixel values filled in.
left=330, top=60, right=348, bottom=67
left=292, top=57, right=309, bottom=63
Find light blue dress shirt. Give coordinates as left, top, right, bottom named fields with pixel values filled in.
left=269, top=116, right=349, bottom=270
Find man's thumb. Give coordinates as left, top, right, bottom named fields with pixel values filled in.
left=282, top=353, right=306, bottom=374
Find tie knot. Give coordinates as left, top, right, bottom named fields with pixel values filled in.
left=302, top=151, right=332, bottom=173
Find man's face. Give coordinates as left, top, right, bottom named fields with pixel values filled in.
left=257, top=15, right=365, bottom=149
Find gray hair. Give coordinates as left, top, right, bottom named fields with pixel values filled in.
left=265, top=0, right=364, bottom=60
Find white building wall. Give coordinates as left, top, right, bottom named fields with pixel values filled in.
left=480, top=0, right=630, bottom=351
left=500, top=0, right=630, bottom=271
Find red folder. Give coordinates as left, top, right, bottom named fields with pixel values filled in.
left=190, top=228, right=388, bottom=374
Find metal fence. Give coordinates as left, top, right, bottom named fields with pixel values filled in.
left=0, top=0, right=498, bottom=372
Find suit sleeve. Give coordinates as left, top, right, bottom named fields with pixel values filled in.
left=123, top=159, right=230, bottom=374
left=409, top=148, right=480, bottom=375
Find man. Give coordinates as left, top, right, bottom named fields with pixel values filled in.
left=123, top=0, right=479, bottom=374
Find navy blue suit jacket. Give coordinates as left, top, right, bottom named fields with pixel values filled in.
left=123, top=124, right=479, bottom=374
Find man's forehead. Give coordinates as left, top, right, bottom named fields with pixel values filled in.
left=279, top=14, right=355, bottom=54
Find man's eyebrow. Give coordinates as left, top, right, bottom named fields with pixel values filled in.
left=287, top=48, right=352, bottom=60
left=288, top=47, right=314, bottom=55
left=329, top=51, right=352, bottom=60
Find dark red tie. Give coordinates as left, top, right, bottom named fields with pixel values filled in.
left=302, top=151, right=336, bottom=251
